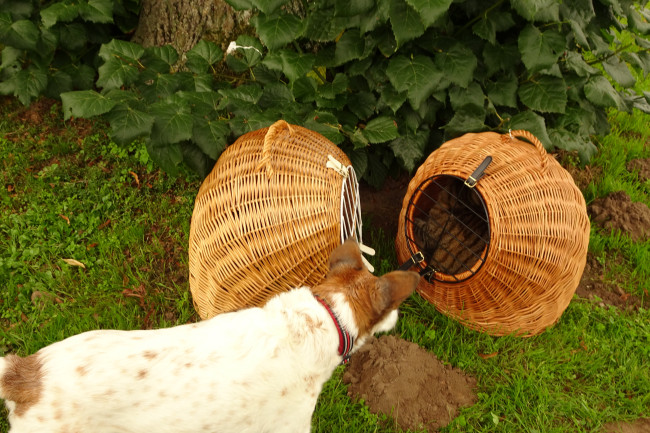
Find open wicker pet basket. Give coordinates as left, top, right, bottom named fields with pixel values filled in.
left=396, top=130, right=590, bottom=336
left=188, top=120, right=362, bottom=319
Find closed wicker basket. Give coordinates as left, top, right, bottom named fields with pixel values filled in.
left=189, top=120, right=362, bottom=319
left=396, top=130, right=590, bottom=336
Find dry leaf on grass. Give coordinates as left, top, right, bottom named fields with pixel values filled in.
left=62, top=258, right=86, bottom=268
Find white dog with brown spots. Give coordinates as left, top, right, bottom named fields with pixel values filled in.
left=0, top=239, right=419, bottom=433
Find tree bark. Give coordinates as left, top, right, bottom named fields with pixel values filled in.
left=131, top=0, right=253, bottom=57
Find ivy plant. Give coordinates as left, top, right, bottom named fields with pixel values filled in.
left=3, top=0, right=650, bottom=185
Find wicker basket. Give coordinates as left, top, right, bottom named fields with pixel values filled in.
left=189, top=120, right=362, bottom=319
left=396, top=130, right=590, bottom=336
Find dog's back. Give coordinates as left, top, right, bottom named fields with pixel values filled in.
left=1, top=240, right=419, bottom=433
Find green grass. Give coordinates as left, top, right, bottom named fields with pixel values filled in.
left=1, top=97, right=649, bottom=433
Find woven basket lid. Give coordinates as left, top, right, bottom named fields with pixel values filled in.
left=188, top=120, right=362, bottom=319
left=396, top=130, right=590, bottom=336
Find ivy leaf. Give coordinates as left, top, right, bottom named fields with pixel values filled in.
left=263, top=50, right=314, bottom=81
left=449, top=82, right=484, bottom=111
left=147, top=45, right=179, bottom=67
left=225, top=0, right=254, bottom=10
left=186, top=40, right=223, bottom=74
left=564, top=51, right=598, bottom=77
left=60, top=90, right=116, bottom=120
left=389, top=129, right=429, bottom=172
left=3, top=19, right=39, bottom=51
left=443, top=105, right=486, bottom=134
left=192, top=118, right=230, bottom=160
left=303, top=111, right=343, bottom=144
left=365, top=152, right=390, bottom=188
left=146, top=139, right=183, bottom=176
left=41, top=2, right=79, bottom=28
left=602, top=56, right=636, bottom=88
left=253, top=13, right=304, bottom=51
left=518, top=76, right=567, bottom=113
left=405, top=0, right=453, bottom=28
left=303, top=9, right=348, bottom=42
left=0, top=65, right=47, bottom=105
left=350, top=128, right=370, bottom=149
left=97, top=57, right=140, bottom=90
left=335, top=0, right=374, bottom=16
left=518, top=24, right=564, bottom=74
left=363, top=116, right=399, bottom=143
left=483, top=42, right=520, bottom=77
left=219, top=84, right=263, bottom=104
left=105, top=104, right=155, bottom=145
left=334, top=31, right=365, bottom=66
left=251, top=0, right=289, bottom=14
left=510, top=0, right=559, bottom=22
left=348, top=91, right=377, bottom=119
left=59, top=23, right=87, bottom=51
left=506, top=110, right=551, bottom=149
left=434, top=41, right=477, bottom=88
left=380, top=84, right=407, bottom=113
left=584, top=75, right=627, bottom=110
left=79, top=0, right=114, bottom=23
left=628, top=6, right=650, bottom=35
left=389, top=0, right=425, bottom=46
left=348, top=148, right=368, bottom=178
left=548, top=127, right=597, bottom=163
left=386, top=55, right=443, bottom=109
left=98, top=39, right=144, bottom=62
left=149, top=101, right=193, bottom=145
left=486, top=75, right=518, bottom=108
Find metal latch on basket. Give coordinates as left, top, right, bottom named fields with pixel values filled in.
left=464, top=156, right=492, bottom=188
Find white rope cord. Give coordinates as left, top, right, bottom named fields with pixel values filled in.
left=327, top=155, right=375, bottom=273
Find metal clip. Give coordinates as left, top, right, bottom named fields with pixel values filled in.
left=398, top=251, right=424, bottom=271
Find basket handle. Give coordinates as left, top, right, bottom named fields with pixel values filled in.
left=256, top=119, right=294, bottom=178
left=506, top=129, right=548, bottom=174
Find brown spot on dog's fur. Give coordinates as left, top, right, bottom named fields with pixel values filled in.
left=281, top=387, right=289, bottom=396
left=137, top=369, right=148, bottom=379
left=75, top=365, right=88, bottom=376
left=184, top=362, right=193, bottom=368
left=143, top=351, right=157, bottom=360
left=1, top=353, right=43, bottom=416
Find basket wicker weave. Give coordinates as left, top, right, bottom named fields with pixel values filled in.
left=189, top=120, right=362, bottom=319
left=396, top=130, right=590, bottom=336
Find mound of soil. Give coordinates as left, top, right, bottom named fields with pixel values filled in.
left=602, top=418, right=650, bottom=433
left=343, top=335, right=477, bottom=432
left=588, top=191, right=650, bottom=241
left=627, top=158, right=650, bottom=183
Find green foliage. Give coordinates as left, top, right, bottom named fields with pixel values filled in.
left=3, top=0, right=650, bottom=182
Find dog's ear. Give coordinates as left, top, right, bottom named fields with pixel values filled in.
left=328, top=238, right=364, bottom=273
left=372, top=270, right=419, bottom=312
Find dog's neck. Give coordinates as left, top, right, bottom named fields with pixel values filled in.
left=314, top=295, right=354, bottom=364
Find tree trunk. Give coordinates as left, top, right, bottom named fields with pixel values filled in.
left=132, top=0, right=253, bottom=57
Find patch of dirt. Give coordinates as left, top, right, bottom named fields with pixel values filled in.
left=575, top=253, right=644, bottom=310
left=359, top=174, right=410, bottom=241
left=627, top=158, right=650, bottom=183
left=556, top=150, right=602, bottom=191
left=343, top=335, right=477, bottom=432
left=588, top=191, right=650, bottom=241
left=601, top=418, right=650, bottom=433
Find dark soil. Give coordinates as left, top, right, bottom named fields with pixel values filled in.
left=343, top=335, right=477, bottom=432
left=575, top=253, right=644, bottom=310
left=588, top=191, right=650, bottom=242
left=627, top=158, right=650, bottom=183
left=359, top=174, right=410, bottom=241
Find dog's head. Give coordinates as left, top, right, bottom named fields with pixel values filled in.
left=312, top=239, right=419, bottom=349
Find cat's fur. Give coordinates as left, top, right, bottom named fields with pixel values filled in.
left=0, top=239, right=419, bottom=433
